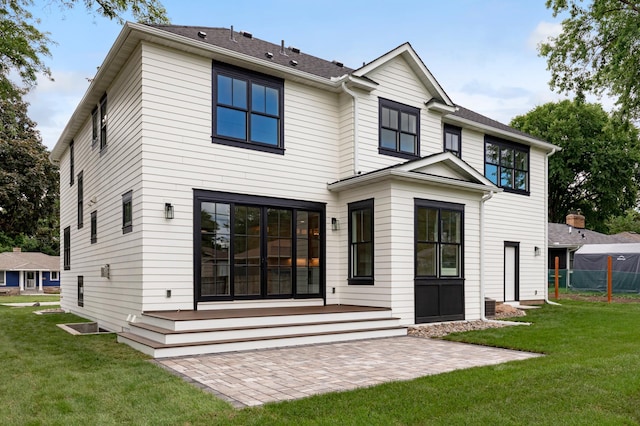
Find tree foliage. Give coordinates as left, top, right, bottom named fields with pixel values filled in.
left=0, top=83, right=59, bottom=253
left=510, top=99, right=640, bottom=232
left=0, top=0, right=169, bottom=99
left=606, top=209, right=640, bottom=234
left=540, top=0, right=640, bottom=120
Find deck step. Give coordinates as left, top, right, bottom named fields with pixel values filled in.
left=118, top=326, right=407, bottom=358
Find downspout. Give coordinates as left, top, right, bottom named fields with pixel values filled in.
left=545, top=148, right=561, bottom=306
left=341, top=81, right=359, bottom=175
left=480, top=190, right=494, bottom=320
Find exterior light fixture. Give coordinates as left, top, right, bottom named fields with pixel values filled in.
left=534, top=246, right=541, bottom=256
left=165, top=203, right=174, bottom=220
left=331, top=217, right=340, bottom=231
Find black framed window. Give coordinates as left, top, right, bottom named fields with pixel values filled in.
left=415, top=200, right=464, bottom=279
left=90, top=211, right=97, bottom=244
left=91, top=107, right=99, bottom=148
left=212, top=62, right=284, bottom=154
left=69, top=140, right=74, bottom=186
left=77, top=276, right=84, bottom=307
left=444, top=124, right=462, bottom=157
left=63, top=227, right=70, bottom=270
left=379, top=98, right=420, bottom=159
left=348, top=199, right=374, bottom=285
left=99, top=94, right=107, bottom=151
left=485, top=137, right=529, bottom=194
left=77, top=171, right=83, bottom=229
left=122, top=190, right=132, bottom=234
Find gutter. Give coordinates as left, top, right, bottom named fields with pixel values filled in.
left=479, top=190, right=494, bottom=320
left=341, top=82, right=359, bottom=175
left=545, top=148, right=561, bottom=306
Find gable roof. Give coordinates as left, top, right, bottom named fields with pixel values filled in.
left=327, top=152, right=501, bottom=193
left=0, top=252, right=60, bottom=271
left=548, top=223, right=638, bottom=248
left=50, top=23, right=558, bottom=161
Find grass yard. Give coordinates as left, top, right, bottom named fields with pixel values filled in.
left=2, top=301, right=640, bottom=425
left=0, top=294, right=60, bottom=303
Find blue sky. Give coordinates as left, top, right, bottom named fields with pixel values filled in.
left=25, top=0, right=578, bottom=150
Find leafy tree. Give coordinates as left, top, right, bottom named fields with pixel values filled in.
left=0, top=0, right=169, bottom=99
left=510, top=99, right=640, bottom=232
left=540, top=0, right=640, bottom=120
left=606, top=209, right=640, bottom=234
left=0, top=83, right=59, bottom=252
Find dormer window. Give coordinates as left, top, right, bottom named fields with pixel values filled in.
left=485, top=136, right=529, bottom=194
left=444, top=124, right=462, bottom=157
left=212, top=62, right=284, bottom=155
left=378, top=98, right=420, bottom=159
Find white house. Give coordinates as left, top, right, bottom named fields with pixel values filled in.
left=50, top=23, right=559, bottom=357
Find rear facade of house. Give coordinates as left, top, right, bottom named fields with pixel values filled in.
left=51, top=23, right=557, bottom=354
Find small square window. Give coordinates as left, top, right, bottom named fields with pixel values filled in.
left=378, top=98, right=420, bottom=159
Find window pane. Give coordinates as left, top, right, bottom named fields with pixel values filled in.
left=266, top=209, right=292, bottom=296
left=441, top=244, right=460, bottom=277
left=401, top=112, right=416, bottom=134
left=218, top=75, right=232, bottom=105
left=217, top=106, right=246, bottom=139
left=250, top=114, right=278, bottom=145
left=265, top=87, right=279, bottom=115
left=485, top=164, right=498, bottom=185
left=515, top=170, right=528, bottom=190
left=446, top=133, right=459, bottom=151
left=381, top=129, right=397, bottom=149
left=252, top=84, right=265, bottom=113
left=485, top=143, right=499, bottom=163
left=515, top=151, right=528, bottom=171
left=400, top=133, right=416, bottom=153
left=501, top=167, right=514, bottom=188
left=441, top=211, right=461, bottom=243
left=232, top=78, right=247, bottom=108
left=417, top=243, right=436, bottom=276
left=353, top=242, right=372, bottom=277
left=201, top=202, right=231, bottom=297
left=501, top=147, right=514, bottom=167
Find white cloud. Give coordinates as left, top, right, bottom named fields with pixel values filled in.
left=24, top=70, right=91, bottom=150
left=527, top=21, right=563, bottom=51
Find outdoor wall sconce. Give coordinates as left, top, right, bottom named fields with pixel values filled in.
left=165, top=203, right=174, bottom=220
left=331, top=217, right=340, bottom=231
left=534, top=246, right=541, bottom=256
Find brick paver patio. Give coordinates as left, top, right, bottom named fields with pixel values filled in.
left=155, top=336, right=541, bottom=408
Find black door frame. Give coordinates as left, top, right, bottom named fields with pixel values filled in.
left=504, top=241, right=520, bottom=301
left=193, top=190, right=326, bottom=308
left=414, top=199, right=465, bottom=323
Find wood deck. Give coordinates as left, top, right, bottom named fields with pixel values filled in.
left=143, top=304, right=391, bottom=321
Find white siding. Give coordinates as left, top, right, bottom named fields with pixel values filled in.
left=59, top=45, right=144, bottom=331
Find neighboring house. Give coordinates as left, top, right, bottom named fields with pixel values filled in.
left=548, top=212, right=637, bottom=287
left=50, top=23, right=559, bottom=357
left=0, top=248, right=61, bottom=294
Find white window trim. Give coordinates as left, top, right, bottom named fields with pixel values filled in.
left=50, top=271, right=59, bottom=281
left=0, top=270, right=6, bottom=286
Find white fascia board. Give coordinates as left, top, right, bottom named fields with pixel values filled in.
left=395, top=152, right=497, bottom=188
left=445, top=115, right=561, bottom=152
left=425, top=99, right=457, bottom=114
left=327, top=169, right=501, bottom=194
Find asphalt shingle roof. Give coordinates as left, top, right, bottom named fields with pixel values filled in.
left=148, top=25, right=353, bottom=79
left=0, top=252, right=60, bottom=271
left=548, top=223, right=638, bottom=247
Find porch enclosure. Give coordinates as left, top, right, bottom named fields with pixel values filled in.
left=194, top=190, right=325, bottom=303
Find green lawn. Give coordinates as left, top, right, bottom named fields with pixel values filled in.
left=0, top=294, right=60, bottom=303
left=2, top=301, right=640, bottom=425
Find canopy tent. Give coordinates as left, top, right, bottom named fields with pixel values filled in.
left=572, top=243, right=640, bottom=293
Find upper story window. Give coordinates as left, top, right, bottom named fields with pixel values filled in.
left=444, top=124, right=462, bottom=157
left=122, top=190, right=133, bottom=234
left=485, top=136, right=530, bottom=194
left=91, top=107, right=99, bottom=148
left=69, top=140, right=74, bottom=186
left=63, top=227, right=71, bottom=270
left=90, top=211, right=97, bottom=244
left=212, top=62, right=284, bottom=155
left=77, top=171, right=84, bottom=229
left=99, top=94, right=107, bottom=151
left=348, top=199, right=374, bottom=285
left=379, top=98, right=420, bottom=159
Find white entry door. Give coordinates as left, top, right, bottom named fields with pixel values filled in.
left=504, top=243, right=519, bottom=301
left=25, top=271, right=36, bottom=290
